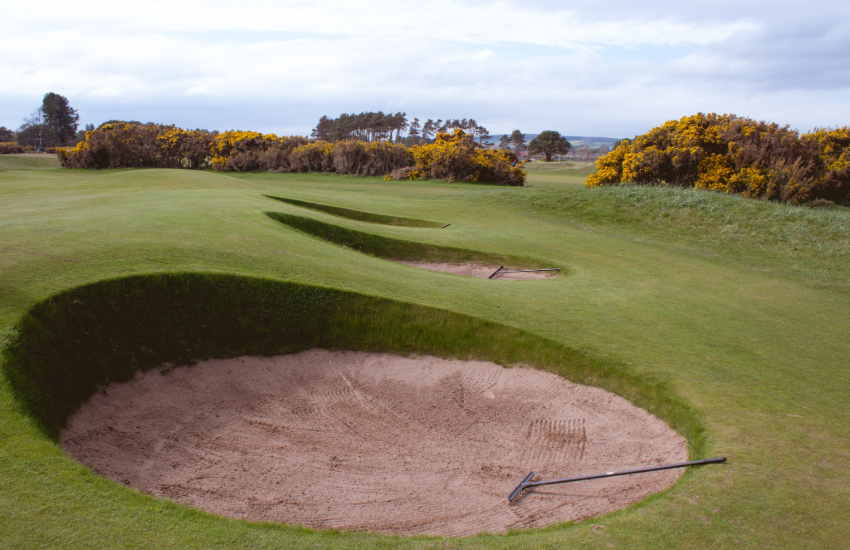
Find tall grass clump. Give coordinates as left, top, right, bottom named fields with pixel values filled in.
left=513, top=183, right=850, bottom=285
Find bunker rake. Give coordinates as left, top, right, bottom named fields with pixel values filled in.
left=508, top=457, right=726, bottom=505
left=489, top=266, right=561, bottom=279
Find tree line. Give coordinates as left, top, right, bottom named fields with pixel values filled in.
left=311, top=115, right=574, bottom=163
left=586, top=113, right=850, bottom=205
left=312, top=112, right=494, bottom=146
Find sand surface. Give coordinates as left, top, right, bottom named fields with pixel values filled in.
left=62, top=350, right=687, bottom=537
left=396, top=261, right=556, bottom=279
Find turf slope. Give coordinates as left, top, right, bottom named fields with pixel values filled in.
left=0, top=166, right=848, bottom=549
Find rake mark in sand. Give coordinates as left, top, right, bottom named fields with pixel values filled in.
left=62, top=349, right=687, bottom=537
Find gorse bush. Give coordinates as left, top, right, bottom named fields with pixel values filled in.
left=289, top=141, right=336, bottom=173
left=0, top=142, right=25, bottom=154
left=331, top=140, right=370, bottom=174
left=57, top=122, right=212, bottom=169
left=586, top=113, right=850, bottom=204
left=56, top=124, right=524, bottom=185
left=360, top=141, right=413, bottom=176
left=260, top=136, right=310, bottom=172
left=210, top=130, right=276, bottom=172
left=408, top=129, right=524, bottom=185
left=157, top=128, right=215, bottom=169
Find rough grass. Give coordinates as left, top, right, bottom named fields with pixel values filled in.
left=0, top=167, right=848, bottom=549
left=506, top=183, right=850, bottom=289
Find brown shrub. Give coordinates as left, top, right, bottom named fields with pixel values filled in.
left=260, top=136, right=309, bottom=172
left=289, top=141, right=335, bottom=172
left=331, top=141, right=369, bottom=174
left=0, top=142, right=25, bottom=154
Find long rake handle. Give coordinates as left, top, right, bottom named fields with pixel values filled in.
left=509, top=457, right=726, bottom=505
left=489, top=268, right=560, bottom=279
left=493, top=268, right=560, bottom=275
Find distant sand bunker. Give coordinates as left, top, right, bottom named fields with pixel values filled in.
left=62, top=350, right=687, bottom=537
left=396, top=261, right=555, bottom=279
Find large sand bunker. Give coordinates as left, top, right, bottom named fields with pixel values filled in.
left=396, top=261, right=556, bottom=279
left=62, top=350, right=687, bottom=537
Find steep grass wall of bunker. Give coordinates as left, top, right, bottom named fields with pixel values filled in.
left=266, top=211, right=560, bottom=271
left=264, top=195, right=444, bottom=228
left=1, top=273, right=704, bottom=457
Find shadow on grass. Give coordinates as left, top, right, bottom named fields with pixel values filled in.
left=2, top=273, right=706, bottom=467
left=266, top=211, right=561, bottom=275
left=265, top=195, right=445, bottom=228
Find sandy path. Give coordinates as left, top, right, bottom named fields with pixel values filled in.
left=395, top=261, right=556, bottom=279
left=62, top=350, right=687, bottom=537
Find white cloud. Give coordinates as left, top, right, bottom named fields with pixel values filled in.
left=185, top=86, right=211, bottom=96
left=90, top=87, right=122, bottom=98
left=0, top=1, right=848, bottom=136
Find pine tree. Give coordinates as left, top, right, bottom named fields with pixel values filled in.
left=499, top=134, right=511, bottom=150
left=312, top=115, right=333, bottom=141
left=408, top=118, right=421, bottom=145
left=510, top=130, right=527, bottom=156
left=422, top=119, right=434, bottom=142
left=477, top=125, right=492, bottom=147
left=41, top=93, right=79, bottom=145
left=393, top=112, right=408, bottom=143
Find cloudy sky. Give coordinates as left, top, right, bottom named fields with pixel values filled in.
left=2, top=0, right=849, bottom=138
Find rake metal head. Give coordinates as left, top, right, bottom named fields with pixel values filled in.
left=508, top=472, right=535, bottom=505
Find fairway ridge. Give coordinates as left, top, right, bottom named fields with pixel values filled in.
left=266, top=211, right=561, bottom=279
left=265, top=195, right=444, bottom=227
left=62, top=349, right=687, bottom=536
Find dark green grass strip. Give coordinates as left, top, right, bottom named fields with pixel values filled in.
left=2, top=273, right=703, bottom=463
left=266, top=211, right=558, bottom=271
left=265, top=195, right=444, bottom=227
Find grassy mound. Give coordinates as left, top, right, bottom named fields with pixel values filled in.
left=265, top=195, right=445, bottom=227
left=3, top=273, right=701, bottom=455
left=266, top=211, right=558, bottom=272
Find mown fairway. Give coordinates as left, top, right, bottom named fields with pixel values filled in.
left=1, top=159, right=848, bottom=549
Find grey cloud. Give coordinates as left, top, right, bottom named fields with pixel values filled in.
left=663, top=15, right=850, bottom=93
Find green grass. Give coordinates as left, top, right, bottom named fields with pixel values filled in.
left=511, top=183, right=850, bottom=290
left=522, top=160, right=593, bottom=173
left=265, top=195, right=445, bottom=227
left=0, top=153, right=62, bottom=171
left=1, top=167, right=848, bottom=549
left=524, top=164, right=596, bottom=187
left=265, top=210, right=559, bottom=270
